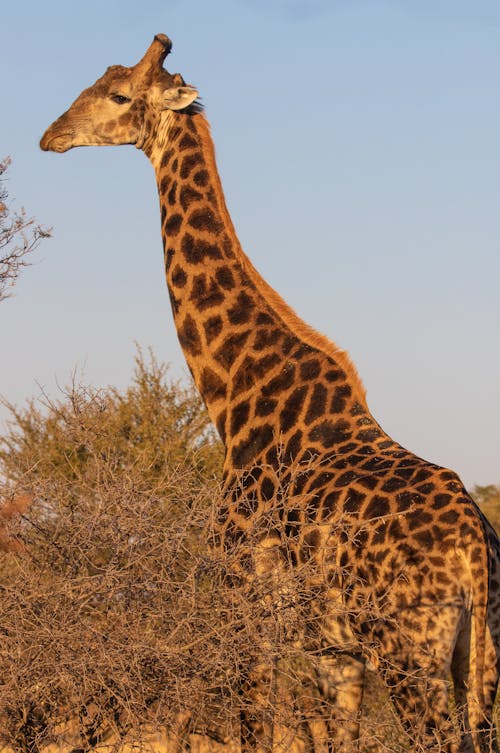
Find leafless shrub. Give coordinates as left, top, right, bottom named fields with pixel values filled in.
left=1, top=351, right=470, bottom=753
left=0, top=157, right=51, bottom=302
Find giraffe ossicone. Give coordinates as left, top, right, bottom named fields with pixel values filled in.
left=41, top=35, right=500, bottom=753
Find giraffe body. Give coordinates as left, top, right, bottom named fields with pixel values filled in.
left=41, top=35, right=500, bottom=752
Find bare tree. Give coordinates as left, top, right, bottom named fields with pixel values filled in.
left=0, top=353, right=431, bottom=753
left=0, top=157, right=51, bottom=302
left=0, top=355, right=339, bottom=753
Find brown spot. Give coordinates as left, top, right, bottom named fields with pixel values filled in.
left=357, top=428, right=382, bottom=442
left=406, top=509, right=433, bottom=529
left=416, top=482, right=435, bottom=494
left=178, top=314, right=202, bottom=356
left=381, top=477, right=408, bottom=493
left=331, top=384, right=352, bottom=413
left=439, top=509, right=460, bottom=524
left=300, top=530, right=321, bottom=561
left=262, top=364, right=296, bottom=397
left=309, top=419, right=352, bottom=447
left=228, top=290, right=256, bottom=325
left=282, top=335, right=299, bottom=355
left=215, top=409, right=227, bottom=442
left=203, top=315, right=223, bottom=344
left=165, top=213, right=183, bottom=236
left=188, top=207, right=223, bottom=234
left=372, top=523, right=387, bottom=545
left=180, top=185, right=203, bottom=212
left=160, top=148, right=174, bottom=168
left=179, top=133, right=198, bottom=151
left=433, top=493, right=451, bottom=510
left=200, top=367, right=227, bottom=403
left=189, top=274, right=224, bottom=311
left=395, top=491, right=419, bottom=511
left=300, top=359, right=321, bottom=380
left=261, top=476, right=276, bottom=501
left=167, top=182, right=177, bottom=206
left=230, top=401, right=251, bottom=436
left=388, top=518, right=406, bottom=541
left=232, top=423, right=274, bottom=467
left=171, top=265, right=187, bottom=288
left=305, top=383, right=328, bottom=424
left=193, top=169, right=209, bottom=187
left=165, top=248, right=174, bottom=272
left=350, top=402, right=365, bottom=416
left=364, top=494, right=389, bottom=519
left=358, top=475, right=379, bottom=491
left=181, top=233, right=223, bottom=264
left=256, top=397, right=278, bottom=417
left=308, top=471, right=334, bottom=491
left=325, top=369, right=344, bottom=382
left=415, top=529, right=434, bottom=547
left=180, top=152, right=204, bottom=178
left=215, top=330, right=251, bottom=370
left=334, top=470, right=358, bottom=487
left=256, top=312, right=274, bottom=326
left=285, top=430, right=303, bottom=460
left=254, top=352, right=281, bottom=378
left=413, top=468, right=434, bottom=484
left=280, top=386, right=308, bottom=433
left=215, top=266, right=235, bottom=289
left=231, top=356, right=256, bottom=397
left=254, top=327, right=282, bottom=351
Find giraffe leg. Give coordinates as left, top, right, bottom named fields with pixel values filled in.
left=376, top=605, right=464, bottom=753
left=239, top=640, right=275, bottom=753
left=386, top=669, right=460, bottom=752
left=240, top=543, right=293, bottom=753
left=451, top=620, right=499, bottom=753
left=314, top=653, right=366, bottom=753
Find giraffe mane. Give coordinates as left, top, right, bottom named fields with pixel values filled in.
left=194, top=114, right=367, bottom=404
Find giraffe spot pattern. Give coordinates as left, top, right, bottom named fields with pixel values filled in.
left=180, top=186, right=203, bottom=212
left=203, top=315, right=223, bottom=344
left=215, top=266, right=235, bottom=290
left=165, top=213, right=183, bottom=236
left=188, top=207, right=223, bottom=234
left=171, top=264, right=187, bottom=288
left=181, top=233, right=223, bottom=264
left=190, top=273, right=225, bottom=311
left=141, top=108, right=499, bottom=748
left=305, top=383, right=328, bottom=424
left=178, top=314, right=202, bottom=356
left=200, top=366, right=227, bottom=403
left=232, top=423, right=274, bottom=467
left=215, top=330, right=251, bottom=370
left=227, top=291, right=256, bottom=325
left=180, top=151, right=204, bottom=179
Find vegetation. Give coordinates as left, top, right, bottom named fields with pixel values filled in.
left=0, top=350, right=498, bottom=753
left=0, top=352, right=321, bottom=753
left=0, top=157, right=50, bottom=301
left=471, top=483, right=500, bottom=534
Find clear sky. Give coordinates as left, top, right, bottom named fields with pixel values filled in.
left=1, top=0, right=499, bottom=487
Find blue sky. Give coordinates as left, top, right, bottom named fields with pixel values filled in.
left=1, top=0, right=499, bottom=487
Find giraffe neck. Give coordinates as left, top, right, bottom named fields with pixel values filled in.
left=145, top=110, right=371, bottom=466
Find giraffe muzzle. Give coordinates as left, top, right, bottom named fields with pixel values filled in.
left=40, top=130, right=73, bottom=152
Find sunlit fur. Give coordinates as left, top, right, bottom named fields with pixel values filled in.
left=41, top=35, right=500, bottom=753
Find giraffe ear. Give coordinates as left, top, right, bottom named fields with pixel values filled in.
left=161, top=86, right=199, bottom=111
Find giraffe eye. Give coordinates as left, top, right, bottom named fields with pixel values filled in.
left=110, top=94, right=130, bottom=105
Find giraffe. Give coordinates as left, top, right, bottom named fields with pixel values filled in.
left=40, top=35, right=500, bottom=752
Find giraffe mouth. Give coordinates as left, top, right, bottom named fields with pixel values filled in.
left=39, top=131, right=74, bottom=153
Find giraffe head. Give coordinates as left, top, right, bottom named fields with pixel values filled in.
left=40, top=34, right=199, bottom=154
